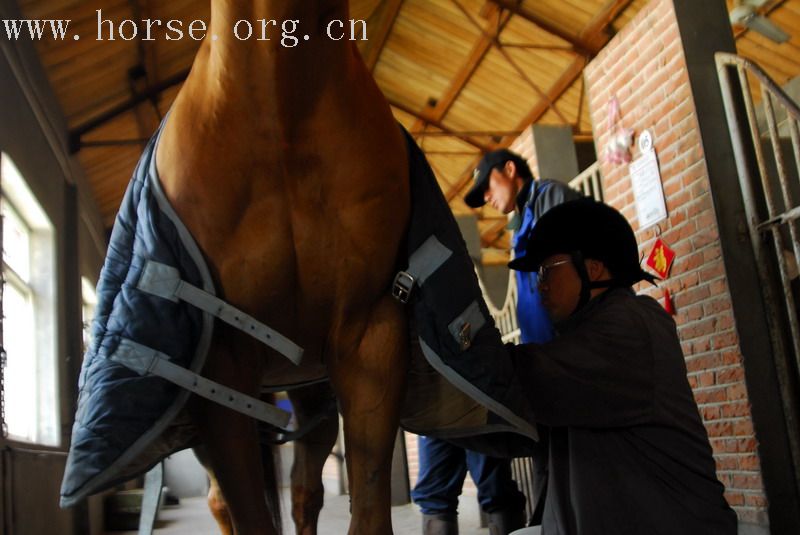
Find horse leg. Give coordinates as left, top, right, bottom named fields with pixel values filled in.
left=207, top=474, right=235, bottom=535
left=194, top=445, right=234, bottom=535
left=286, top=382, right=339, bottom=535
left=195, top=334, right=279, bottom=535
left=330, top=296, right=408, bottom=535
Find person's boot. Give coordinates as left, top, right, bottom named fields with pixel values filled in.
left=487, top=508, right=526, bottom=535
left=422, top=512, right=459, bottom=535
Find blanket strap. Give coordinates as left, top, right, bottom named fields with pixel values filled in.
left=392, top=235, right=452, bottom=304
left=110, top=339, right=292, bottom=428
left=137, top=260, right=303, bottom=365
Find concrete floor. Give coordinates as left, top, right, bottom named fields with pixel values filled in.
left=109, top=489, right=488, bottom=535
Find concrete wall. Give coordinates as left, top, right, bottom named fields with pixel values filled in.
left=531, top=125, right=579, bottom=183
left=0, top=0, right=107, bottom=531
left=508, top=124, right=581, bottom=184
left=163, top=450, right=210, bottom=499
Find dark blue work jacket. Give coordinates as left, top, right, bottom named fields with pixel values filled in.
left=512, top=179, right=582, bottom=344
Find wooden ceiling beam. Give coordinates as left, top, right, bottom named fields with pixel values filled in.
left=390, top=100, right=492, bottom=152
left=127, top=0, right=159, bottom=86
left=443, top=154, right=481, bottom=201
left=426, top=158, right=455, bottom=189
left=68, top=68, right=190, bottom=153
left=578, top=0, right=634, bottom=51
left=128, top=0, right=163, bottom=145
left=482, top=235, right=508, bottom=250
left=479, top=218, right=509, bottom=247
left=492, top=38, right=571, bottom=124
left=445, top=56, right=587, bottom=201
left=419, top=30, right=491, bottom=125
left=363, top=0, right=404, bottom=72
left=733, top=0, right=788, bottom=39
left=509, top=56, right=587, bottom=143
left=443, top=157, right=489, bottom=202
left=407, top=4, right=514, bottom=193
left=410, top=4, right=511, bottom=133
left=414, top=130, right=522, bottom=138
left=488, top=0, right=597, bottom=57
left=443, top=55, right=586, bottom=202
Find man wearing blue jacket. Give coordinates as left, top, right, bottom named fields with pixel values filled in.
left=412, top=149, right=580, bottom=534
left=464, top=149, right=583, bottom=345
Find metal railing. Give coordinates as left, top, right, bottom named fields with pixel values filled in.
left=716, top=51, right=800, bottom=489
left=477, top=266, right=521, bottom=344
left=569, top=161, right=604, bottom=202
left=480, top=266, right=536, bottom=520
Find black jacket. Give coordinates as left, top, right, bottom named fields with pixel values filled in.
left=512, top=288, right=738, bottom=535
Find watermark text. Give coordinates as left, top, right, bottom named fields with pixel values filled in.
left=2, top=10, right=368, bottom=47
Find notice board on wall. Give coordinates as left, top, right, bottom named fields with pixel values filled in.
left=629, top=145, right=667, bottom=230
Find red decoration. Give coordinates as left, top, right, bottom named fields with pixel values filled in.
left=646, top=238, right=676, bottom=279
left=663, top=288, right=676, bottom=316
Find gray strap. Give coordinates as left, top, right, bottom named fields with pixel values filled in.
left=393, top=236, right=453, bottom=303
left=407, top=235, right=452, bottom=285
left=137, top=260, right=303, bottom=365
left=448, top=300, right=487, bottom=351
left=111, top=339, right=291, bottom=428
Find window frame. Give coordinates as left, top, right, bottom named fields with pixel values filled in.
left=1, top=153, right=59, bottom=447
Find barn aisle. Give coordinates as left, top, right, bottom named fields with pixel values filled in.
left=107, top=489, right=487, bottom=535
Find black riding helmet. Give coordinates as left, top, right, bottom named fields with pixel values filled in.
left=509, top=198, right=657, bottom=310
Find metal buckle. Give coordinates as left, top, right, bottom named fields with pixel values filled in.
left=392, top=271, right=415, bottom=304
left=458, top=322, right=472, bottom=350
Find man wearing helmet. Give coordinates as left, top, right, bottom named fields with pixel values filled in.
left=508, top=198, right=737, bottom=534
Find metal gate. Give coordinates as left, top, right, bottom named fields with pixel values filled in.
left=716, top=51, right=800, bottom=493
left=478, top=167, right=603, bottom=522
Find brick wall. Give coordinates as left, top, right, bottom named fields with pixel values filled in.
left=583, top=0, right=767, bottom=525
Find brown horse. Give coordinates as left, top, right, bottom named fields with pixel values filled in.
left=155, top=1, right=411, bottom=533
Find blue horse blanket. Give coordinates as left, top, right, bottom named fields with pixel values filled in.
left=60, top=127, right=214, bottom=507
left=60, top=124, right=537, bottom=507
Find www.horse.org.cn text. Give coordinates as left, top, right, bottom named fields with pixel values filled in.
left=2, top=10, right=369, bottom=47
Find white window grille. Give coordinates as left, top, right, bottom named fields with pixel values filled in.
left=1, top=154, right=58, bottom=446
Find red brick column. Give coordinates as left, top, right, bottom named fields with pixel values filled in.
left=584, top=0, right=766, bottom=525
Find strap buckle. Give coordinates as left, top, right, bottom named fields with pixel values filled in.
left=392, top=271, right=415, bottom=304
left=457, top=322, right=472, bottom=350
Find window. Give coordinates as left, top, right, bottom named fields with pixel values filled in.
left=1, top=154, right=58, bottom=446
left=81, top=277, right=97, bottom=352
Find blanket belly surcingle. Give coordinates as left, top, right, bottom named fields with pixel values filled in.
left=60, top=124, right=537, bottom=508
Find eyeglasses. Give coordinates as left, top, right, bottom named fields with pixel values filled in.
left=537, top=259, right=571, bottom=283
